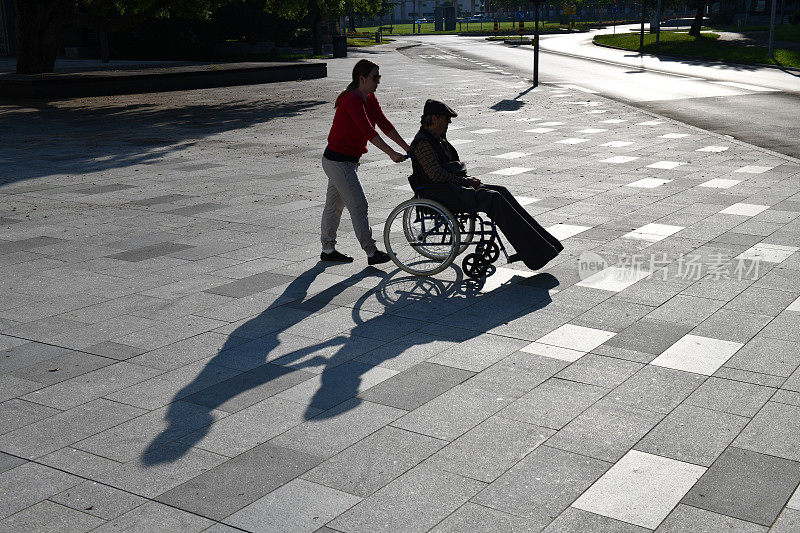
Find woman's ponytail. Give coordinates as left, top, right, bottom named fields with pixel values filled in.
left=335, top=59, right=379, bottom=107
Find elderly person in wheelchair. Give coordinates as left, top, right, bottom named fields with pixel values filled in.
left=384, top=99, right=562, bottom=278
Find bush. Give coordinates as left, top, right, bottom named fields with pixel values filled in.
left=790, top=9, right=800, bottom=24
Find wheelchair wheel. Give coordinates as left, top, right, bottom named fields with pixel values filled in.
left=462, top=253, right=488, bottom=279
left=385, top=198, right=461, bottom=276
left=478, top=240, right=500, bottom=264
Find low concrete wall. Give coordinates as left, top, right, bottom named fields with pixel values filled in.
left=0, top=61, right=327, bottom=99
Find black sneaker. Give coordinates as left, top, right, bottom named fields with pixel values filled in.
left=367, top=250, right=391, bottom=265
left=320, top=250, right=354, bottom=263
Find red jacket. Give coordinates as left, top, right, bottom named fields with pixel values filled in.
left=327, top=91, right=395, bottom=157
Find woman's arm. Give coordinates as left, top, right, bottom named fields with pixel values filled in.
left=385, top=129, right=410, bottom=153
left=370, top=134, right=406, bottom=163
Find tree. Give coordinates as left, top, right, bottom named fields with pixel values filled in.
left=688, top=0, right=705, bottom=36
left=14, top=0, right=227, bottom=74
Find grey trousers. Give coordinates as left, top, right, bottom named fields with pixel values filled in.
left=320, top=156, right=377, bottom=255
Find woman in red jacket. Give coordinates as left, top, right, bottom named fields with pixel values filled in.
left=321, top=59, right=410, bottom=265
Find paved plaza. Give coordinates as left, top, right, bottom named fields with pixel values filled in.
left=1, top=41, right=800, bottom=532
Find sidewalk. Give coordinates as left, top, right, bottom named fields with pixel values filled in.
left=1, top=41, right=799, bottom=532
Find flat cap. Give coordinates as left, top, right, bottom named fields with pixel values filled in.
left=423, top=99, right=457, bottom=117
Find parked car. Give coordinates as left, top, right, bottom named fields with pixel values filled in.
left=468, top=15, right=484, bottom=22
left=414, top=17, right=428, bottom=23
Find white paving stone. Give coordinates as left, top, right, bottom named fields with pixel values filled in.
left=514, top=196, right=540, bottom=206
left=538, top=121, right=564, bottom=126
left=600, top=141, right=634, bottom=148
left=650, top=334, right=744, bottom=375
left=576, top=265, right=651, bottom=292
left=491, top=167, right=534, bottom=176
left=546, top=224, right=592, bottom=240
left=698, top=178, right=741, bottom=189
left=520, top=342, right=585, bottom=363
left=787, top=296, right=800, bottom=313
left=493, top=152, right=530, bottom=159
left=572, top=450, right=706, bottom=529
left=448, top=139, right=474, bottom=145
left=480, top=266, right=535, bottom=293
left=469, top=129, right=501, bottom=134
left=736, top=243, right=799, bottom=264
left=626, top=178, right=672, bottom=188
left=733, top=165, right=774, bottom=174
left=601, top=119, right=627, bottom=124
left=638, top=120, right=664, bottom=126
left=647, top=161, right=684, bottom=170
left=525, top=127, right=556, bottom=133
left=577, top=128, right=608, bottom=134
left=719, top=203, right=770, bottom=216
left=556, top=138, right=589, bottom=145
left=696, top=145, right=729, bottom=152
left=660, top=133, right=690, bottom=139
left=600, top=156, right=639, bottom=164
left=535, top=324, right=616, bottom=353
left=623, top=223, right=684, bottom=242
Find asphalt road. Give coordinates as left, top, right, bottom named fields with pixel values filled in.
left=395, top=30, right=800, bottom=158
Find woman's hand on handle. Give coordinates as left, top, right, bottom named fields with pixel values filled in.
left=390, top=151, right=407, bottom=163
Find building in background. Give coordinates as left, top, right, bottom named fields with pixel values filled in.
left=0, top=0, right=14, bottom=56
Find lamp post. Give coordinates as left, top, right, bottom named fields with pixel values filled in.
left=769, top=0, right=777, bottom=58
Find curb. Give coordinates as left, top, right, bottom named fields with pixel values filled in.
left=0, top=61, right=327, bottom=99
left=592, top=40, right=800, bottom=73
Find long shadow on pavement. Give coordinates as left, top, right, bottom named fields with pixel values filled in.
left=0, top=98, right=326, bottom=186
left=142, top=264, right=558, bottom=465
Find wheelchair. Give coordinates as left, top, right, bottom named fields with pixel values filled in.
left=383, top=192, right=510, bottom=279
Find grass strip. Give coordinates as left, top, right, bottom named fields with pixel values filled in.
left=594, top=31, right=800, bottom=68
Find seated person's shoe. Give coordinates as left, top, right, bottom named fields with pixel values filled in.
left=368, top=250, right=391, bottom=265
left=507, top=253, right=521, bottom=263
left=320, top=250, right=354, bottom=263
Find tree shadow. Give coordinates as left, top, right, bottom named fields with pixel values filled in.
left=142, top=263, right=559, bottom=465
left=0, top=98, right=327, bottom=186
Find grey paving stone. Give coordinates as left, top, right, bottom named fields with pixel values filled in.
left=224, top=478, right=362, bottom=533
left=156, top=442, right=323, bottom=521
left=555, top=353, right=644, bottom=389
left=734, top=401, right=800, bottom=462
left=771, top=508, right=800, bottom=532
left=0, top=236, right=66, bottom=254
left=473, top=445, right=610, bottom=528
left=725, top=287, right=799, bottom=316
left=685, top=377, right=776, bottom=417
left=655, top=504, right=768, bottom=532
left=50, top=480, right=147, bottom=521
left=466, top=352, right=569, bottom=398
left=499, top=378, right=608, bottom=430
left=713, top=366, right=785, bottom=388
left=0, top=462, right=83, bottom=520
left=724, top=336, right=800, bottom=377
left=164, top=202, right=227, bottom=216
left=38, top=447, right=122, bottom=479
left=12, top=351, right=114, bottom=385
left=645, top=294, right=725, bottom=326
left=426, top=415, right=553, bottom=483
left=126, top=194, right=190, bottom=206
left=0, top=500, right=105, bottom=533
left=544, top=507, right=651, bottom=532
left=204, top=271, right=297, bottom=298
left=106, top=242, right=194, bottom=262
left=80, top=341, right=146, bottom=360
left=0, top=398, right=61, bottom=435
left=182, top=362, right=315, bottom=413
left=302, top=426, right=444, bottom=498
left=608, top=365, right=706, bottom=414
left=572, top=299, right=654, bottom=332
left=547, top=398, right=664, bottom=463
left=328, top=464, right=486, bottom=533
left=430, top=502, right=541, bottom=533
left=635, top=404, right=750, bottom=466
left=90, top=501, right=214, bottom=532
left=0, top=451, right=26, bottom=473
left=691, top=309, right=774, bottom=344
left=72, top=183, right=135, bottom=195
left=357, top=362, right=474, bottom=411
left=0, top=341, right=75, bottom=374
left=271, top=398, right=406, bottom=458
left=427, top=334, right=529, bottom=372
left=750, top=313, right=800, bottom=343
left=603, top=318, right=693, bottom=357
left=682, top=447, right=800, bottom=527
left=392, top=383, right=513, bottom=441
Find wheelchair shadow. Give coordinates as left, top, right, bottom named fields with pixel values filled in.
left=142, top=264, right=558, bottom=465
